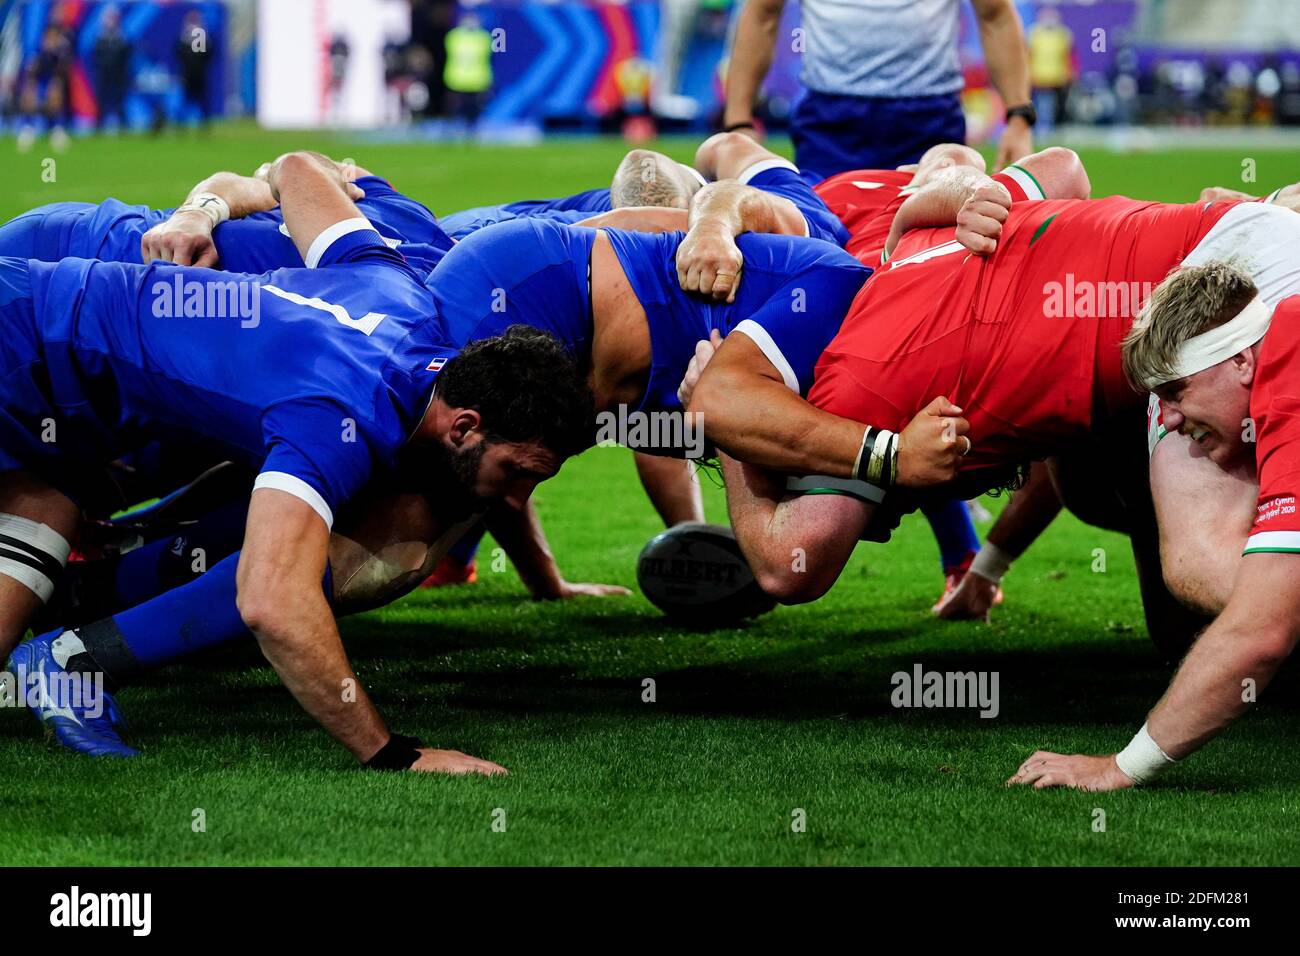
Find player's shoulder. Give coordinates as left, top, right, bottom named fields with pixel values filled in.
left=1261, top=296, right=1300, bottom=362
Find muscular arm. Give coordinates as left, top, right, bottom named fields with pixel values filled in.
left=676, top=180, right=806, bottom=299
left=972, top=0, right=1034, bottom=168
left=140, top=171, right=279, bottom=267
left=185, top=170, right=278, bottom=218
left=722, top=0, right=786, bottom=132
left=1145, top=552, right=1300, bottom=757
left=689, top=333, right=969, bottom=487
left=885, top=167, right=1009, bottom=256
left=1012, top=551, right=1300, bottom=790
left=267, top=151, right=368, bottom=263
left=722, top=454, right=869, bottom=603
left=889, top=148, right=1090, bottom=256
left=236, top=488, right=389, bottom=762
left=689, top=333, right=866, bottom=477
left=688, top=179, right=807, bottom=238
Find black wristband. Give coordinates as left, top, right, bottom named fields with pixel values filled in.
left=1005, top=103, right=1037, bottom=127
left=364, top=733, right=423, bottom=771
left=721, top=120, right=756, bottom=133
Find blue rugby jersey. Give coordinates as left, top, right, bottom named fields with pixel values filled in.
left=0, top=224, right=453, bottom=526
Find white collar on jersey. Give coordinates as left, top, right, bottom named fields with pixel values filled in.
left=1144, top=295, right=1273, bottom=388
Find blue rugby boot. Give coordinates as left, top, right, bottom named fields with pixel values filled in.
left=6, top=630, right=138, bottom=758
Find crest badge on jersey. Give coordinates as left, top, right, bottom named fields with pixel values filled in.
left=426, top=357, right=447, bottom=372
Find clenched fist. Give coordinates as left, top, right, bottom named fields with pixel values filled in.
left=676, top=225, right=743, bottom=302
left=140, top=210, right=219, bottom=268
left=955, top=182, right=1012, bottom=256
left=896, top=396, right=971, bottom=487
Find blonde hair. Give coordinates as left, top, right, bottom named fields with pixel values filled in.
left=1121, top=260, right=1257, bottom=389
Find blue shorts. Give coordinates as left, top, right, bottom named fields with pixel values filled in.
left=790, top=89, right=967, bottom=183
left=742, top=163, right=850, bottom=247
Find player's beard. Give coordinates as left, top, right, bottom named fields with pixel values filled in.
left=399, top=439, right=493, bottom=516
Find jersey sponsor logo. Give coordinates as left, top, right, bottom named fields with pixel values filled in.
left=426, top=357, right=447, bottom=372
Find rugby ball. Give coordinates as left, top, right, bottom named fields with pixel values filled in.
left=636, top=523, right=776, bottom=625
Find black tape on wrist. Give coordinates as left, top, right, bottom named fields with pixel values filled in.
left=364, top=733, right=423, bottom=771
left=721, top=120, right=756, bottom=133
left=853, top=427, right=898, bottom=488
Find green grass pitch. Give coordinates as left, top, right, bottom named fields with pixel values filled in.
left=0, top=129, right=1297, bottom=866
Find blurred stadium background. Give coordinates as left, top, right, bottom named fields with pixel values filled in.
left=3, top=0, right=1300, bottom=147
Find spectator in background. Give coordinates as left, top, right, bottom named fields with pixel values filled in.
left=723, top=0, right=1035, bottom=177
left=176, top=10, right=214, bottom=130
left=94, top=5, right=132, bottom=132
left=412, top=0, right=457, bottom=118
left=444, top=11, right=492, bottom=130
left=1028, top=5, right=1074, bottom=132
left=16, top=23, right=74, bottom=152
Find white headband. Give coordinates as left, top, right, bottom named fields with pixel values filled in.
left=1144, top=295, right=1272, bottom=388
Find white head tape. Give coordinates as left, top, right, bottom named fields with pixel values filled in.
left=1144, top=295, right=1272, bottom=388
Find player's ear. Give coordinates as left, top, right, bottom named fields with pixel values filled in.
left=448, top=408, right=484, bottom=447
left=1233, top=348, right=1257, bottom=387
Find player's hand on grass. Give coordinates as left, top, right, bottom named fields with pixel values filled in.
left=410, top=748, right=509, bottom=776
left=896, top=396, right=971, bottom=487
left=955, top=182, right=1012, bottom=256
left=545, top=580, right=634, bottom=600
left=141, top=210, right=220, bottom=267
left=676, top=224, right=743, bottom=302
left=677, top=329, right=724, bottom=407
left=1006, top=751, right=1135, bottom=791
left=933, top=569, right=1000, bottom=621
